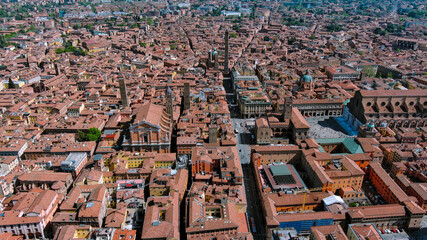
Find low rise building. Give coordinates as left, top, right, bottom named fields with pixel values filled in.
left=265, top=191, right=331, bottom=213
left=251, top=145, right=301, bottom=167
left=311, top=225, right=348, bottom=240
left=186, top=194, right=252, bottom=239
left=347, top=223, right=383, bottom=240
left=0, top=189, right=61, bottom=239
left=57, top=184, right=108, bottom=228
left=346, top=203, right=424, bottom=229
left=367, top=163, right=410, bottom=204
left=347, top=89, right=427, bottom=128
left=60, top=152, right=87, bottom=177
left=191, top=146, right=243, bottom=185
left=140, top=192, right=180, bottom=240
left=16, top=171, right=73, bottom=195
left=326, top=66, right=359, bottom=81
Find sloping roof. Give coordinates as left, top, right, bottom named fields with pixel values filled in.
left=134, top=102, right=165, bottom=127
left=291, top=107, right=310, bottom=129
left=360, top=89, right=427, bottom=97
left=315, top=138, right=364, bottom=154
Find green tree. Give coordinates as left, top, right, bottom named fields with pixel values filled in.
left=86, top=128, right=101, bottom=141
left=362, top=66, right=376, bottom=78
left=309, top=35, right=316, bottom=40
left=288, top=37, right=296, bottom=45
left=0, top=35, right=10, bottom=48
left=139, top=42, right=147, bottom=47
left=77, top=128, right=101, bottom=141
left=91, top=5, right=97, bottom=14
left=28, top=25, right=36, bottom=33
left=0, top=64, right=6, bottom=70
left=147, top=18, right=153, bottom=26
left=77, top=130, right=86, bottom=142
left=73, top=48, right=87, bottom=56
left=15, top=14, right=24, bottom=20
left=230, top=32, right=237, bottom=38
left=55, top=48, right=64, bottom=54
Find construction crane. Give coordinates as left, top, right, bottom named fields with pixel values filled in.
left=292, top=187, right=326, bottom=213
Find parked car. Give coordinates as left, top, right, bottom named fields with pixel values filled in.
left=380, top=230, right=385, bottom=234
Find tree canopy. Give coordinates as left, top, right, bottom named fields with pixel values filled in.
left=77, top=128, right=101, bottom=142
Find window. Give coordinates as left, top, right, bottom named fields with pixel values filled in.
left=381, top=102, right=386, bottom=106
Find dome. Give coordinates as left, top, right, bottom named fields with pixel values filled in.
left=301, top=69, right=313, bottom=83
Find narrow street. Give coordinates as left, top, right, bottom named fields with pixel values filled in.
left=243, top=164, right=267, bottom=240
left=223, top=76, right=266, bottom=239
